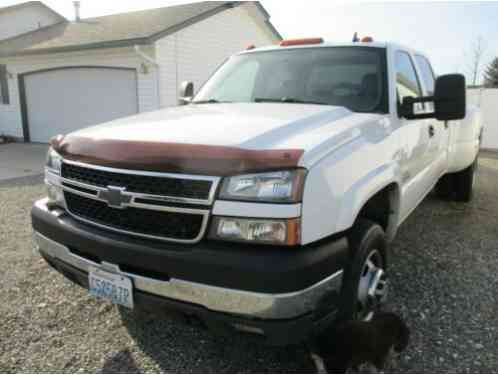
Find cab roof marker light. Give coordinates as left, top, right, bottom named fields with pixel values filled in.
left=280, top=38, right=324, bottom=47
left=246, top=44, right=256, bottom=50
left=361, top=36, right=374, bottom=43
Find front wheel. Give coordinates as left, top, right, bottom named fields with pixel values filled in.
left=339, top=219, right=388, bottom=322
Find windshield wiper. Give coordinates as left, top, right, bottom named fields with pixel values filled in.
left=192, top=99, right=232, bottom=104
left=254, top=97, right=329, bottom=105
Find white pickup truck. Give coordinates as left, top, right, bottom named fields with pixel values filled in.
left=33, top=38, right=482, bottom=346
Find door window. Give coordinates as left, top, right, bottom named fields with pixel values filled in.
left=395, top=51, right=422, bottom=102
left=415, top=55, right=436, bottom=96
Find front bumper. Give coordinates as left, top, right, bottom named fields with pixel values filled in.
left=35, top=231, right=343, bottom=320
left=32, top=198, right=349, bottom=344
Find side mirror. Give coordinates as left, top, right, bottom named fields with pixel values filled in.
left=433, top=74, right=466, bottom=121
left=400, top=74, right=466, bottom=121
left=178, top=81, right=194, bottom=106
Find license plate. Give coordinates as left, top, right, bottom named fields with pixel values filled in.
left=88, top=267, right=134, bottom=309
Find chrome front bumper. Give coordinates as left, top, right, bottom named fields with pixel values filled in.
left=34, top=232, right=343, bottom=320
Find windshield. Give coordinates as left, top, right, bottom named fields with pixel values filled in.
left=194, top=47, right=388, bottom=113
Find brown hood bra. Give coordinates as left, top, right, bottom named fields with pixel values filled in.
left=51, top=135, right=304, bottom=176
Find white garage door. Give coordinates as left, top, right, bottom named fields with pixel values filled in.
left=24, top=67, right=138, bottom=143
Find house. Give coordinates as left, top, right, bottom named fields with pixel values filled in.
left=0, top=1, right=281, bottom=143
left=0, top=1, right=65, bottom=41
left=468, top=88, right=498, bottom=150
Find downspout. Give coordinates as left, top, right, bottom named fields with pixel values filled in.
left=134, top=45, right=161, bottom=109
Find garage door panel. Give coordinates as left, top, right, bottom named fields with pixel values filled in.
left=24, top=68, right=138, bottom=143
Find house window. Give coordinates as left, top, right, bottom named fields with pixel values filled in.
left=0, top=65, right=10, bottom=105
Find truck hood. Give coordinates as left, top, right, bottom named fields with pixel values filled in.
left=54, top=103, right=383, bottom=175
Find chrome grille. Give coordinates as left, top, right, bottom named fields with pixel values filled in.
left=58, top=160, right=220, bottom=243
left=61, top=162, right=213, bottom=201
left=64, top=192, right=204, bottom=241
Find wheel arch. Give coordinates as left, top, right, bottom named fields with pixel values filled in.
left=300, top=159, right=402, bottom=245
left=337, top=168, right=401, bottom=242
left=352, top=182, right=400, bottom=242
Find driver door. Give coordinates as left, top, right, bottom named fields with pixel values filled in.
left=414, top=54, right=450, bottom=181
left=395, top=50, right=433, bottom=221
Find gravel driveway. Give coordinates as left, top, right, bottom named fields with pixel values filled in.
left=1, top=156, right=497, bottom=373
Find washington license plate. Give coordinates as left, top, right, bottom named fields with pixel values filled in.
left=88, top=267, right=134, bottom=309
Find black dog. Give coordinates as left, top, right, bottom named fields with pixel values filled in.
left=311, top=312, right=410, bottom=373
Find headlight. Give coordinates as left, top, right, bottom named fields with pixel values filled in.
left=45, top=148, right=64, bottom=207
left=46, top=147, right=62, bottom=175
left=219, top=170, right=306, bottom=203
left=209, top=217, right=300, bottom=246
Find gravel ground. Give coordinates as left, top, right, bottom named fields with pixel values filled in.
left=1, top=157, right=498, bottom=373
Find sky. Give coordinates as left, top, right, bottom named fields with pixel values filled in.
left=2, top=0, right=497, bottom=84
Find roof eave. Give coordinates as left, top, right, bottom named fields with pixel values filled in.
left=148, top=1, right=238, bottom=42
left=2, top=2, right=240, bottom=57
left=0, top=1, right=66, bottom=21
left=0, top=37, right=150, bottom=58
left=1, top=1, right=283, bottom=58
left=250, top=1, right=283, bottom=41
left=148, top=1, right=282, bottom=42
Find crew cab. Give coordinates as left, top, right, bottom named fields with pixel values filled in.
left=33, top=38, right=482, bottom=346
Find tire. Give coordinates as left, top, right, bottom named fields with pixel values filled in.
left=338, top=219, right=388, bottom=322
left=454, top=158, right=477, bottom=202
left=435, top=174, right=454, bottom=200
left=435, top=158, right=477, bottom=202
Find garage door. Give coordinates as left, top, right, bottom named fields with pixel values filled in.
left=23, top=67, right=138, bottom=143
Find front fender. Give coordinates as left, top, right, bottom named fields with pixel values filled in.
left=300, top=134, right=401, bottom=245
left=335, top=163, right=401, bottom=237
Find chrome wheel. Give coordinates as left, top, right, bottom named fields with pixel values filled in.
left=356, top=249, right=388, bottom=321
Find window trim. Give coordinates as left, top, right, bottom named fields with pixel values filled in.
left=395, top=50, right=424, bottom=117
left=0, top=64, right=10, bottom=105
left=414, top=54, right=436, bottom=96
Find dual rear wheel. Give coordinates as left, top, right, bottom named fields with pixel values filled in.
left=436, top=158, right=477, bottom=202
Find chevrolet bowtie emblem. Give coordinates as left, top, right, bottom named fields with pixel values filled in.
left=98, top=186, right=131, bottom=209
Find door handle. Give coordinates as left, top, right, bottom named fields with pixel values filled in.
left=428, top=125, right=435, bottom=138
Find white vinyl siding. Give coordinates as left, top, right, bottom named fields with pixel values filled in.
left=0, top=47, right=158, bottom=139
left=0, top=5, right=62, bottom=41
left=155, top=5, right=277, bottom=108
left=468, top=88, right=498, bottom=150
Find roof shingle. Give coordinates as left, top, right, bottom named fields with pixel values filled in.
left=0, top=1, right=260, bottom=57
left=0, top=1, right=65, bottom=20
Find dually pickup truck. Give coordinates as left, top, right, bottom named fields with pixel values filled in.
left=33, top=38, right=482, bottom=345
